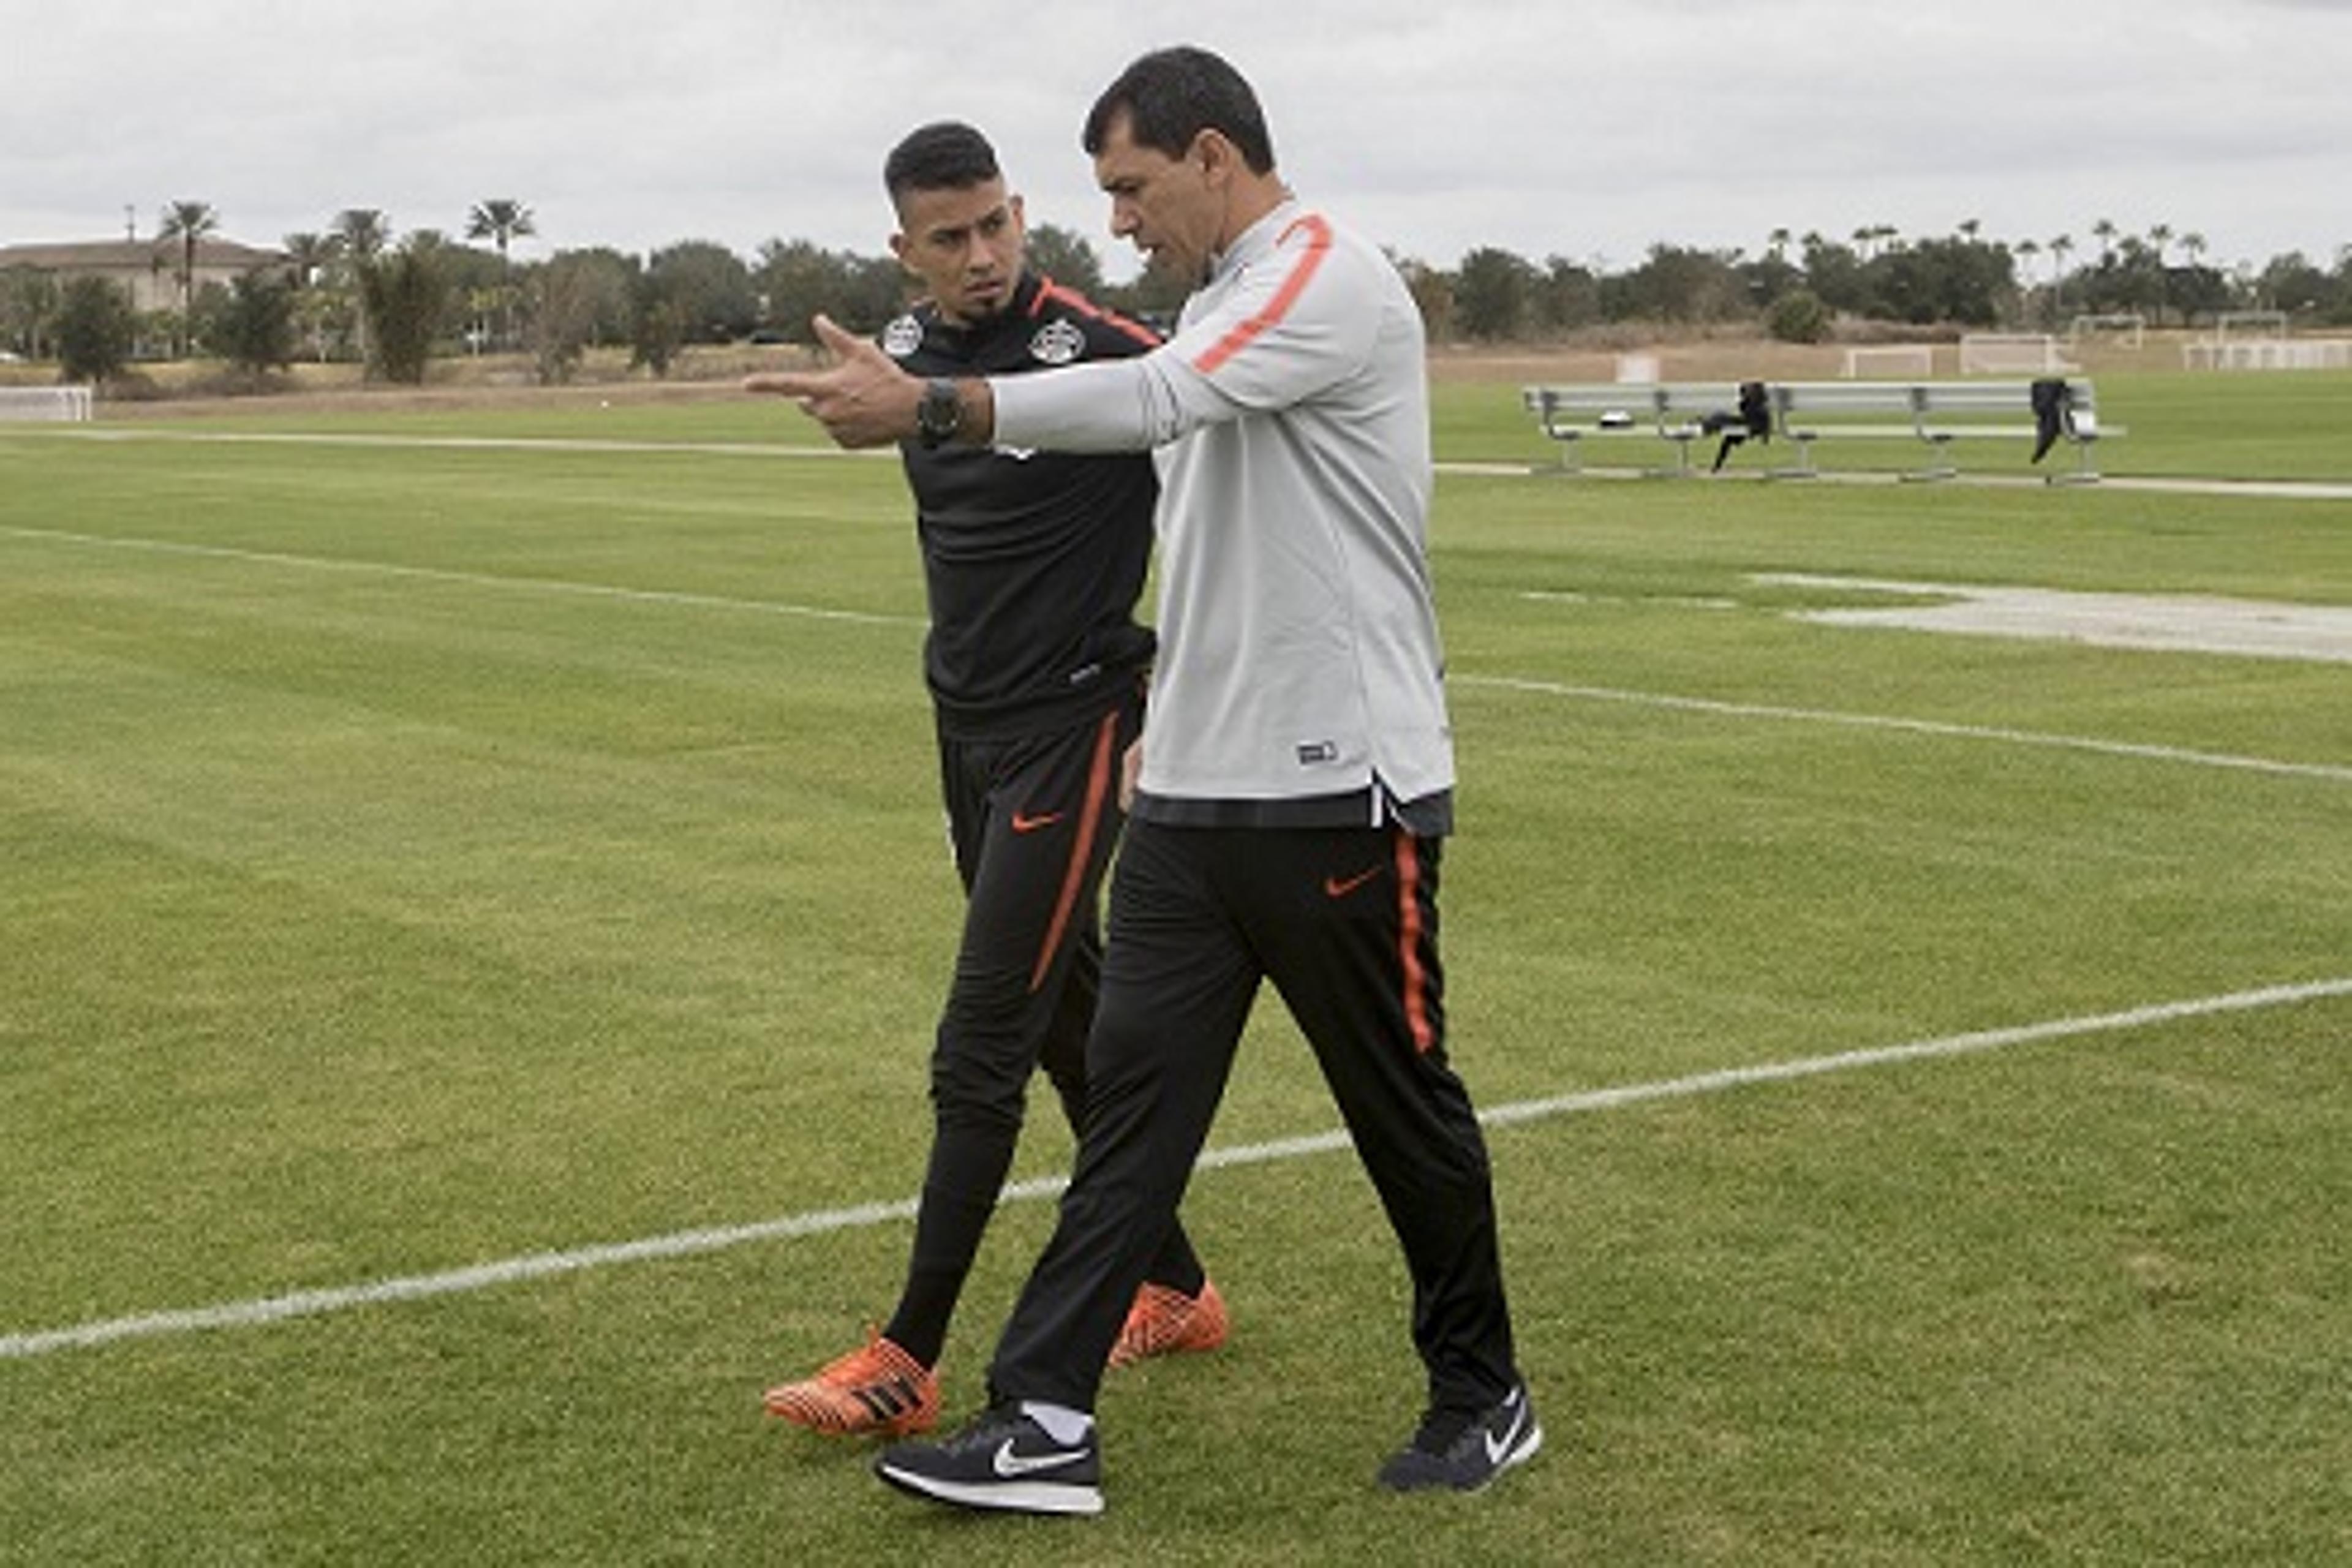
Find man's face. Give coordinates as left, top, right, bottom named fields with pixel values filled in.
left=1093, top=114, right=1221, bottom=283
left=891, top=178, right=1025, bottom=325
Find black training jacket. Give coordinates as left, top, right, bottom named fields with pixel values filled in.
left=886, top=273, right=1161, bottom=741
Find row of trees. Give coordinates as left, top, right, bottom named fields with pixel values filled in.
left=11, top=203, right=2352, bottom=387
left=5, top=196, right=1160, bottom=386
left=1434, top=221, right=2352, bottom=344
left=8, top=198, right=551, bottom=384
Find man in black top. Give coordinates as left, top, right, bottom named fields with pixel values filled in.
left=759, top=122, right=1224, bottom=1439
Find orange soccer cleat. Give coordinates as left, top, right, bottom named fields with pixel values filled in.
left=1106, top=1278, right=1229, bottom=1370
left=764, top=1329, right=940, bottom=1438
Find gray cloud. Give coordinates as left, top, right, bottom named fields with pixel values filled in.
left=6, top=0, right=2346, bottom=279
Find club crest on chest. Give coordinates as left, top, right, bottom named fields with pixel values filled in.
left=1030, top=318, right=1085, bottom=366
left=882, top=315, right=924, bottom=358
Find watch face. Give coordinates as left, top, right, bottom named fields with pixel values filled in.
left=920, top=380, right=959, bottom=445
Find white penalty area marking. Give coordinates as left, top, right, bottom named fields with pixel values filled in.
left=0, top=524, right=925, bottom=629
left=1438, top=459, right=2352, bottom=502
left=10, top=524, right=2341, bottom=785
left=1457, top=674, right=2352, bottom=786
left=7, top=426, right=894, bottom=463
left=15, top=431, right=2350, bottom=501
left=1521, top=590, right=1743, bottom=611
left=5, top=977, right=2346, bottom=1363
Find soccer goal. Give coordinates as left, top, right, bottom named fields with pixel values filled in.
left=1958, top=334, right=2078, bottom=374
left=1842, top=344, right=1936, bottom=379
left=1613, top=352, right=1661, bottom=385
left=0, top=385, right=94, bottom=422
left=2179, top=311, right=2321, bottom=370
left=2182, top=337, right=2352, bottom=371
left=2068, top=314, right=2145, bottom=350
left=2214, top=310, right=2288, bottom=344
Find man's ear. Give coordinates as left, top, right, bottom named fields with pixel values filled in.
left=1194, top=130, right=1236, bottom=186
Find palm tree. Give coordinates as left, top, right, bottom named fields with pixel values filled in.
left=281, top=232, right=341, bottom=290
left=2147, top=224, right=2175, bottom=324
left=1766, top=227, right=1792, bottom=263
left=2174, top=232, right=2212, bottom=329
left=2049, top=233, right=2075, bottom=309
left=282, top=232, right=344, bottom=360
left=333, top=209, right=392, bottom=361
left=333, top=208, right=391, bottom=269
left=465, top=198, right=535, bottom=259
left=466, top=199, right=536, bottom=350
left=156, top=199, right=219, bottom=356
left=2091, top=217, right=2117, bottom=265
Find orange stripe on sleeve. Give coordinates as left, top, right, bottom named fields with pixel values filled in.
left=1190, top=213, right=1332, bottom=377
left=1393, top=832, right=1436, bottom=1054
left=1030, top=709, right=1123, bottom=993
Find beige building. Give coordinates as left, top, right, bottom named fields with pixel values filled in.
left=0, top=236, right=292, bottom=314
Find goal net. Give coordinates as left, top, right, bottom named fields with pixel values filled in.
left=2182, top=337, right=2352, bottom=371
left=2068, top=314, right=2145, bottom=350
left=2177, top=311, right=2339, bottom=369
left=0, top=385, right=95, bottom=422
left=1958, top=334, right=2078, bottom=374
left=2214, top=311, right=2288, bottom=343
left=1842, top=344, right=1936, bottom=378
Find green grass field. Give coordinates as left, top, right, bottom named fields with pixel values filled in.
left=3, top=367, right=2348, bottom=1564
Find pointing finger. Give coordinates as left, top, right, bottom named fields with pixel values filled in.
left=743, top=372, right=820, bottom=398
left=811, top=314, right=865, bottom=360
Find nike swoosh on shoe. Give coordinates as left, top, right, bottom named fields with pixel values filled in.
left=1482, top=1395, right=1530, bottom=1466
left=992, top=1440, right=1088, bottom=1478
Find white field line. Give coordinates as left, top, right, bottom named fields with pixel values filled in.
left=1457, top=674, right=2352, bottom=785
left=8, top=427, right=893, bottom=462
left=1453, top=456, right=2352, bottom=500
left=1521, top=590, right=1741, bottom=611
left=13, top=425, right=2352, bottom=499
left=7, top=524, right=2343, bottom=785
left=4, top=977, right=2346, bottom=1363
left=0, top=524, right=924, bottom=628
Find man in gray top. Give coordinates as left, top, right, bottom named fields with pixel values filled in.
left=748, top=45, right=1536, bottom=1516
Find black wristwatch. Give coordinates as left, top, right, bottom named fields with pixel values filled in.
left=916, top=377, right=963, bottom=448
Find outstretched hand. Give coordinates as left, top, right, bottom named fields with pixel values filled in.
left=743, top=315, right=921, bottom=449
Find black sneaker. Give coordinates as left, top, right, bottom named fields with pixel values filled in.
left=873, top=1403, right=1104, bottom=1517
left=1376, top=1379, right=1542, bottom=1493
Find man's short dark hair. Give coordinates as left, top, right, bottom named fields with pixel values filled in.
left=884, top=121, right=1001, bottom=206
left=1082, top=46, right=1275, bottom=175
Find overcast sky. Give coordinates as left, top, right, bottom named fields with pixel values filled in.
left=6, top=0, right=2348, bottom=282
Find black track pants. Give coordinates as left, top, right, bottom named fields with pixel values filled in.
left=986, top=816, right=1518, bottom=1413
left=886, top=694, right=1204, bottom=1365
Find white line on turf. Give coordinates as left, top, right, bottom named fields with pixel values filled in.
left=17, top=426, right=2352, bottom=500
left=6, top=525, right=2341, bottom=785
left=10, top=427, right=895, bottom=462
left=0, top=524, right=925, bottom=628
left=5, top=977, right=2345, bottom=1363
left=18, top=425, right=2352, bottom=500
left=1456, top=674, right=2352, bottom=785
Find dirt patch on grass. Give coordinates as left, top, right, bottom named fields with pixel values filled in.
left=1761, top=576, right=2352, bottom=664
